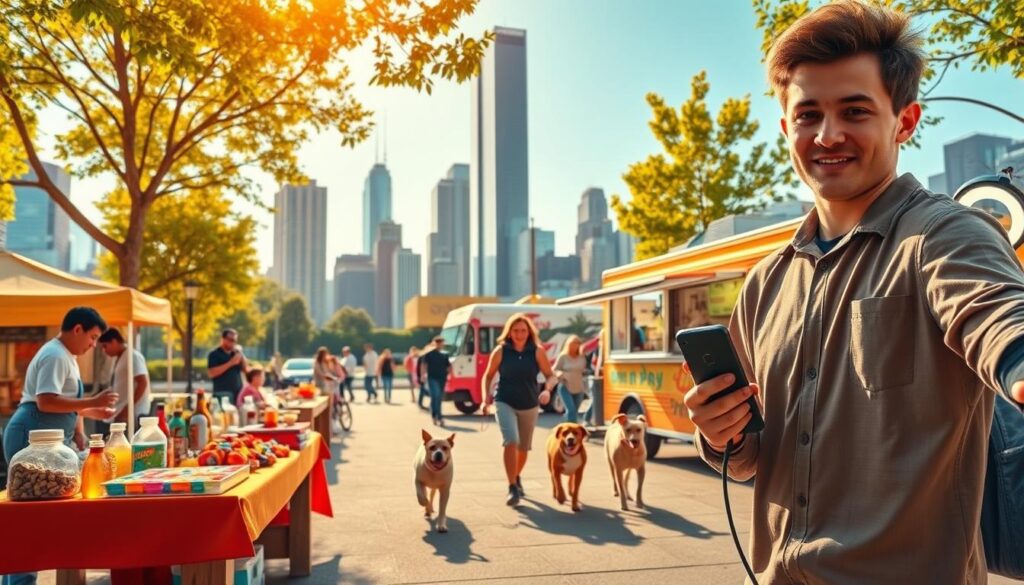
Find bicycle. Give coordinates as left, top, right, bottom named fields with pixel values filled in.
left=333, top=386, right=353, bottom=432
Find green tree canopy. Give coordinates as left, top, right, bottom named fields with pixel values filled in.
left=325, top=306, right=376, bottom=341
left=0, top=0, right=490, bottom=285
left=96, top=187, right=258, bottom=349
left=611, top=72, right=798, bottom=260
left=278, top=294, right=314, bottom=358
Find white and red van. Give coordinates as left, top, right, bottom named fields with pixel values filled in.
left=438, top=303, right=602, bottom=413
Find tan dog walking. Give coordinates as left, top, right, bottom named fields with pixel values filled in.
left=605, top=413, right=647, bottom=511
left=414, top=430, right=455, bottom=533
left=545, top=422, right=588, bottom=512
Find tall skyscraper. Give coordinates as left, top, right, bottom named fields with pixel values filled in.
left=334, top=254, right=376, bottom=317
left=928, top=172, right=948, bottom=195
left=575, top=187, right=629, bottom=290
left=515, top=227, right=554, bottom=294
left=943, top=133, right=1013, bottom=194
left=272, top=181, right=328, bottom=324
left=68, top=221, right=100, bottom=277
left=471, top=26, right=529, bottom=297
left=372, top=221, right=402, bottom=328
left=6, top=162, right=71, bottom=271
left=576, top=188, right=613, bottom=253
left=427, top=164, right=470, bottom=295
left=363, top=163, right=393, bottom=255
left=392, top=248, right=422, bottom=328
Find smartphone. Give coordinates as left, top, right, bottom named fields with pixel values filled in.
left=675, top=325, right=764, bottom=434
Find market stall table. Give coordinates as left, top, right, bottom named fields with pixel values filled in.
left=0, top=432, right=332, bottom=585
left=291, top=395, right=331, bottom=444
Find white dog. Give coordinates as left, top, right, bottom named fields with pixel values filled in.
left=414, top=430, right=455, bottom=533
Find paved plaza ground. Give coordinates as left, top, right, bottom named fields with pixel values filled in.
left=35, top=384, right=1017, bottom=584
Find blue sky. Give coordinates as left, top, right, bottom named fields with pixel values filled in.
left=52, top=0, right=1024, bottom=278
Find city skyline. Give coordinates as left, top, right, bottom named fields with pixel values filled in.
left=14, top=0, right=1024, bottom=297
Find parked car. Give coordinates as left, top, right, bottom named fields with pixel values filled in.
left=280, top=358, right=315, bottom=386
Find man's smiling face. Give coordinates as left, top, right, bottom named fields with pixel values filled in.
left=781, top=53, right=919, bottom=203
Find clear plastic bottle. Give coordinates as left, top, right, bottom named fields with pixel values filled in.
left=221, top=396, right=239, bottom=429
left=209, top=396, right=224, bottom=437
left=240, top=395, right=259, bottom=427
left=131, top=416, right=168, bottom=472
left=106, top=423, right=132, bottom=478
left=81, top=436, right=111, bottom=499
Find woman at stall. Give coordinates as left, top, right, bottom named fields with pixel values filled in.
left=481, top=313, right=557, bottom=506
left=312, top=347, right=337, bottom=395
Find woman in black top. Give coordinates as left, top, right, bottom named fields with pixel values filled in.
left=482, top=313, right=557, bottom=506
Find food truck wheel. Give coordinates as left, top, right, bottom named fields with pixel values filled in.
left=455, top=400, right=481, bottom=414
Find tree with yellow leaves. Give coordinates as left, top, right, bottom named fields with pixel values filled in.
left=611, top=72, right=798, bottom=260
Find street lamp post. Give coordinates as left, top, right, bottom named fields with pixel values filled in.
left=184, top=280, right=201, bottom=394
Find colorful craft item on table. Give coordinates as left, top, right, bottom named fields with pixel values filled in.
left=102, top=465, right=250, bottom=497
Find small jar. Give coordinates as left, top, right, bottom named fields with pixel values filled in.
left=7, top=429, right=81, bottom=501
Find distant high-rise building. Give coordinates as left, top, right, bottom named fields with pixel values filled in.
left=334, top=254, right=376, bottom=317
left=6, top=162, right=71, bottom=271
left=0, top=220, right=6, bottom=249
left=272, top=181, right=328, bottom=324
left=68, top=221, right=100, bottom=277
left=616, top=231, right=636, bottom=266
left=997, top=140, right=1024, bottom=191
left=372, top=221, right=403, bottom=327
left=363, top=163, right=393, bottom=255
left=471, top=26, right=529, bottom=297
left=427, top=164, right=470, bottom=295
left=944, top=133, right=1013, bottom=194
left=515, top=227, right=554, bottom=294
left=392, top=248, right=422, bottom=328
left=537, top=253, right=581, bottom=283
left=574, top=187, right=629, bottom=290
left=928, top=172, right=948, bottom=195
left=429, top=260, right=461, bottom=296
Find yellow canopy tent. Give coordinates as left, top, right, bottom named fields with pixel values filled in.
left=0, top=251, right=173, bottom=435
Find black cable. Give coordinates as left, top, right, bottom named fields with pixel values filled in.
left=723, top=438, right=759, bottom=585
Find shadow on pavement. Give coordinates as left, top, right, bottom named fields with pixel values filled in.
left=516, top=499, right=641, bottom=546
left=639, top=504, right=725, bottom=539
left=326, top=431, right=353, bottom=485
left=422, top=518, right=489, bottom=564
left=657, top=454, right=754, bottom=485
left=265, top=554, right=352, bottom=585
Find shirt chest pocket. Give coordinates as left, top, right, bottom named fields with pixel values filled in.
left=850, top=295, right=915, bottom=392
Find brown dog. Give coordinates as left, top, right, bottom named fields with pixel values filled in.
left=414, top=430, right=455, bottom=533
left=605, top=413, right=647, bottom=511
left=546, top=422, right=589, bottom=512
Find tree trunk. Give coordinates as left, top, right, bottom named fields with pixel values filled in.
left=119, top=205, right=147, bottom=287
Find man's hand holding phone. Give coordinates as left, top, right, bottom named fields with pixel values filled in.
left=684, top=373, right=760, bottom=452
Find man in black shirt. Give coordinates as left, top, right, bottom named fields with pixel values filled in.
left=419, top=336, right=452, bottom=427
left=207, top=328, right=248, bottom=403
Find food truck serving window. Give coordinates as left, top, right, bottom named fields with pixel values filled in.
left=668, top=278, right=743, bottom=352
left=630, top=291, right=665, bottom=352
left=610, top=297, right=629, bottom=352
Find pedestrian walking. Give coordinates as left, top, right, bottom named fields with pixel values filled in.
left=481, top=313, right=557, bottom=506
left=312, top=347, right=337, bottom=396
left=553, top=335, right=586, bottom=423
left=340, top=346, right=357, bottom=402
left=419, top=336, right=452, bottom=427
left=404, top=346, right=420, bottom=403
left=378, top=348, right=395, bottom=404
left=362, top=343, right=379, bottom=403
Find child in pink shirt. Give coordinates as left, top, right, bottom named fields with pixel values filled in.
left=237, top=367, right=267, bottom=410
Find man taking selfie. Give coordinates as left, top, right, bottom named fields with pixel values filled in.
left=685, top=1, right=1024, bottom=583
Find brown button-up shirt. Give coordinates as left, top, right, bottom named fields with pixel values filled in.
left=695, top=174, right=1024, bottom=584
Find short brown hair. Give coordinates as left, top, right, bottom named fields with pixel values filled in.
left=767, top=0, right=925, bottom=113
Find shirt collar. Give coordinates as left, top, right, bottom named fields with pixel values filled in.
left=790, top=173, right=923, bottom=256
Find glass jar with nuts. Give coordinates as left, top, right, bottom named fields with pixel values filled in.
left=6, top=429, right=81, bottom=501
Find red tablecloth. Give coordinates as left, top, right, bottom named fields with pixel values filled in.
left=0, top=433, right=332, bottom=573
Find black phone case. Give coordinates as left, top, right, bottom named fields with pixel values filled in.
left=675, top=325, right=765, bottom=434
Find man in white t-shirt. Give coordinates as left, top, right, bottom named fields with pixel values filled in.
left=98, top=328, right=151, bottom=428
left=2, top=307, right=117, bottom=585
left=362, top=343, right=380, bottom=403
left=340, top=346, right=357, bottom=402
